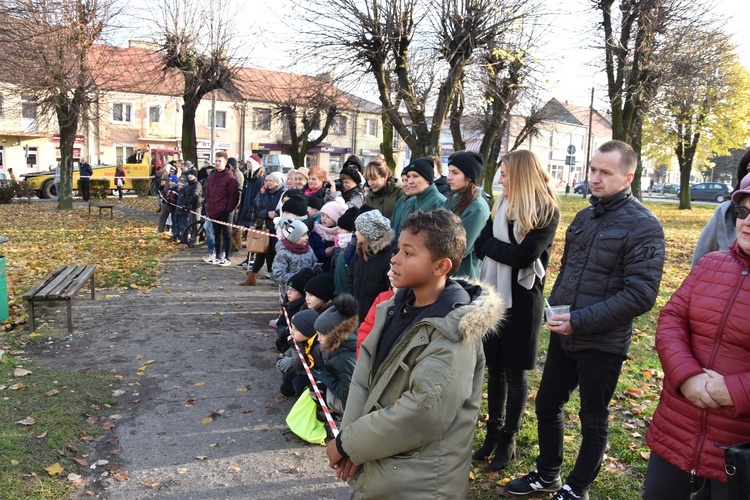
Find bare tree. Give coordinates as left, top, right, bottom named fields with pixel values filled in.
left=592, top=0, right=698, bottom=198
left=150, top=0, right=243, bottom=164
left=293, top=0, right=532, bottom=159
left=449, top=6, right=544, bottom=196
left=0, top=0, right=118, bottom=210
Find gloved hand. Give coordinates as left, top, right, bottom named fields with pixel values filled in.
left=276, top=356, right=293, bottom=373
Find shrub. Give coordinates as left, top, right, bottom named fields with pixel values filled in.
left=132, top=178, right=152, bottom=197
left=0, top=182, right=17, bottom=204
left=90, top=179, right=110, bottom=200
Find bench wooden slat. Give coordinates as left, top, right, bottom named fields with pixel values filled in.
left=90, top=202, right=114, bottom=208
left=26, top=264, right=97, bottom=333
left=59, top=265, right=96, bottom=299
left=23, top=264, right=68, bottom=300
left=36, top=265, right=84, bottom=300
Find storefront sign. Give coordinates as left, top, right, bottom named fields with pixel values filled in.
left=53, top=134, right=85, bottom=144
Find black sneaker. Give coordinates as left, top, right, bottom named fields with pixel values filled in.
left=551, top=485, right=589, bottom=500
left=505, top=469, right=562, bottom=496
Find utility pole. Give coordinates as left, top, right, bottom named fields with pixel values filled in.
left=210, top=89, right=216, bottom=163
left=582, top=87, right=594, bottom=199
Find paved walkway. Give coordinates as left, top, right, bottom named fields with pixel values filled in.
left=30, top=207, right=350, bottom=499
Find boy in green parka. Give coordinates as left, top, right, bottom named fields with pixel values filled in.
left=326, top=209, right=504, bottom=499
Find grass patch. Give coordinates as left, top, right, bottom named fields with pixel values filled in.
left=0, top=199, right=175, bottom=336
left=0, top=354, right=116, bottom=497
left=468, top=196, right=717, bottom=499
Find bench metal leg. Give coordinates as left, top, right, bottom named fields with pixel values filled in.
left=27, top=300, right=35, bottom=333
left=90, top=271, right=96, bottom=300
left=66, top=300, right=73, bottom=333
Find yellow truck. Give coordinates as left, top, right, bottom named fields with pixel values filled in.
left=21, top=147, right=182, bottom=199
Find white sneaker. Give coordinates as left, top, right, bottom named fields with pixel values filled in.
left=202, top=254, right=216, bottom=263
left=269, top=318, right=278, bottom=328
left=216, top=258, right=231, bottom=267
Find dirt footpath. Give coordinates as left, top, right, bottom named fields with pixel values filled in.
left=30, top=209, right=351, bottom=499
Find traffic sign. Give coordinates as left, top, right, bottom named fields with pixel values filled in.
left=565, top=155, right=576, bottom=166
left=567, top=144, right=576, bottom=155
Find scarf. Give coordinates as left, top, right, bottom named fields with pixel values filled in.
left=305, top=186, right=323, bottom=198
left=282, top=238, right=310, bottom=254
left=479, top=198, right=545, bottom=309
left=313, top=221, right=339, bottom=242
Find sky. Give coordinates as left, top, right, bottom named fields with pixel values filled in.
left=118, top=0, right=750, bottom=113
left=245, top=0, right=750, bottom=112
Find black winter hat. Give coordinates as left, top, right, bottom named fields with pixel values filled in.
left=337, top=207, right=358, bottom=232
left=304, top=273, right=335, bottom=302
left=307, top=195, right=324, bottom=211
left=314, top=294, right=359, bottom=336
left=339, top=167, right=362, bottom=186
left=228, top=157, right=238, bottom=168
left=402, top=157, right=435, bottom=184
left=282, top=194, right=308, bottom=217
left=291, top=309, right=319, bottom=338
left=449, top=151, right=484, bottom=184
left=342, top=155, right=364, bottom=171
left=287, top=267, right=315, bottom=295
left=187, top=167, right=198, bottom=177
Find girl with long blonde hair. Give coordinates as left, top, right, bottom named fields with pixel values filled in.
left=473, top=149, right=559, bottom=471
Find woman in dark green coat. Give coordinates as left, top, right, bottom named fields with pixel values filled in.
left=364, top=160, right=403, bottom=219
left=442, top=152, right=490, bottom=280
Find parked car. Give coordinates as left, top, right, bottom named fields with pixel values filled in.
left=689, top=182, right=732, bottom=203
left=661, top=183, right=681, bottom=195
left=573, top=180, right=590, bottom=195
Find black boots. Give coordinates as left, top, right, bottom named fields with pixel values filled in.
left=473, top=423, right=502, bottom=461
left=487, top=430, right=516, bottom=471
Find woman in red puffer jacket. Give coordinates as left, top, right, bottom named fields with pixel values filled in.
left=644, top=176, right=750, bottom=499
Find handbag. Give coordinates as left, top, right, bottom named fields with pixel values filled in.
left=246, top=229, right=270, bottom=254
left=718, top=441, right=750, bottom=500
left=285, top=392, right=326, bottom=445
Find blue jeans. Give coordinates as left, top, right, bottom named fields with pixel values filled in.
left=173, top=211, right=188, bottom=240
left=534, top=332, right=624, bottom=493
left=204, top=220, right=215, bottom=255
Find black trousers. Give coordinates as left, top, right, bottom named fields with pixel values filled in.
left=486, top=364, right=527, bottom=434
left=643, top=452, right=728, bottom=500
left=80, top=178, right=90, bottom=201
left=213, top=213, right=230, bottom=258
left=534, top=332, right=624, bottom=493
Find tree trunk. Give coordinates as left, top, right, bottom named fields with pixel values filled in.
left=56, top=106, right=78, bottom=211
left=181, top=98, right=199, bottom=164
left=631, top=119, right=644, bottom=200
left=380, top=112, right=396, bottom=173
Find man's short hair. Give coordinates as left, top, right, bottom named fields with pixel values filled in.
left=215, top=151, right=228, bottom=160
left=401, top=208, right=466, bottom=277
left=598, top=140, right=637, bottom=174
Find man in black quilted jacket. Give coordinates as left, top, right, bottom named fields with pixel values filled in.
left=506, top=140, right=665, bottom=500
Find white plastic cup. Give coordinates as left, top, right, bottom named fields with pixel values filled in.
left=545, top=305, right=571, bottom=326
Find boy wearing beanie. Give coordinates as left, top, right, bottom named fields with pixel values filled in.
left=276, top=309, right=323, bottom=397
left=274, top=267, right=316, bottom=350
left=314, top=294, right=359, bottom=416
left=391, top=157, right=446, bottom=238
left=272, top=219, right=317, bottom=296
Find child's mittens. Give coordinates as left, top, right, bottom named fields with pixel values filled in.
left=276, top=355, right=293, bottom=373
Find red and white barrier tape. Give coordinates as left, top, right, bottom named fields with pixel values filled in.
left=158, top=191, right=278, bottom=239
left=280, top=293, right=339, bottom=438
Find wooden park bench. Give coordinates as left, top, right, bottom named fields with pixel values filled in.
left=88, top=201, right=114, bottom=219
left=23, top=264, right=97, bottom=333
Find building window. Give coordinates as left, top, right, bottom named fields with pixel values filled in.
left=112, top=102, right=133, bottom=123
left=115, top=145, right=134, bottom=165
left=331, top=115, right=347, bottom=135
left=363, top=118, right=378, bottom=137
left=209, top=110, right=228, bottom=129
left=252, top=108, right=271, bottom=130
left=148, top=105, right=162, bottom=123
left=26, top=147, right=38, bottom=169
